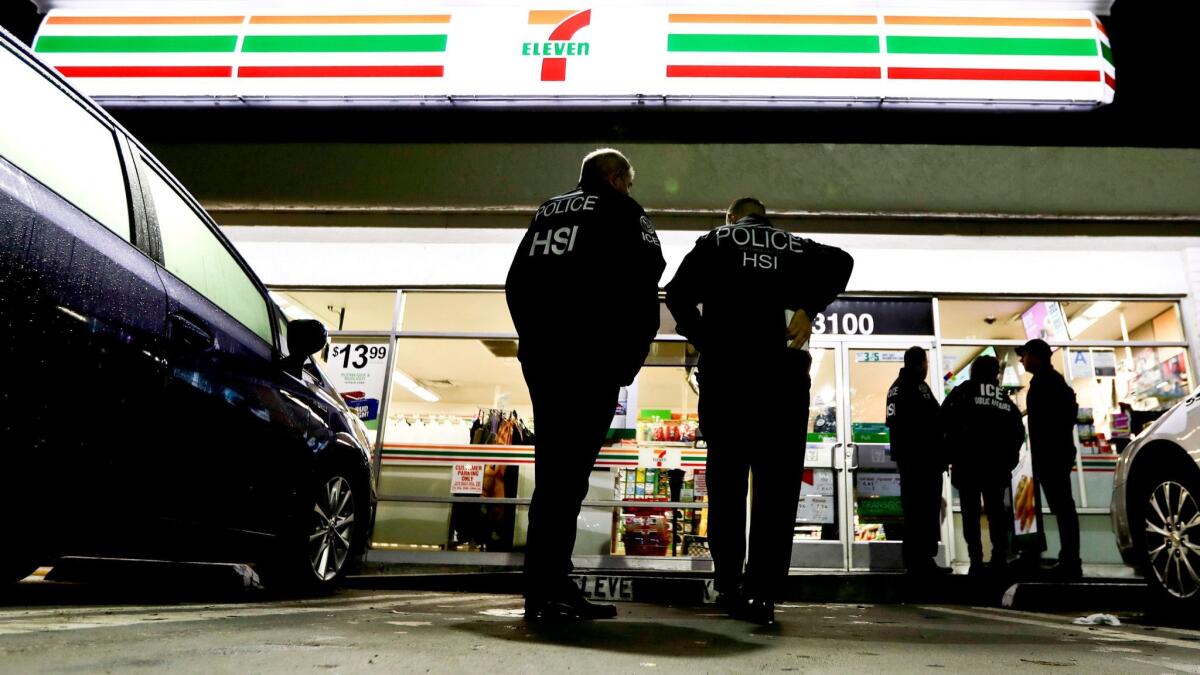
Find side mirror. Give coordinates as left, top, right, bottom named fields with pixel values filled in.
left=288, top=319, right=328, bottom=358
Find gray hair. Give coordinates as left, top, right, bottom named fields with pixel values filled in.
left=579, top=148, right=634, bottom=185
left=727, top=197, right=766, bottom=221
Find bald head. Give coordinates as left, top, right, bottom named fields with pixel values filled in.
left=580, top=148, right=635, bottom=194
left=727, top=197, right=766, bottom=224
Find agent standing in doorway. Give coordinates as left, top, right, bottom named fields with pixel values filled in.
left=942, top=355, right=1025, bottom=577
left=506, top=148, right=665, bottom=619
left=1018, top=338, right=1082, bottom=579
left=886, top=346, right=950, bottom=576
left=665, top=197, right=853, bottom=625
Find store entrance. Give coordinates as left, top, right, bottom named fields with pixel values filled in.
left=797, top=340, right=946, bottom=572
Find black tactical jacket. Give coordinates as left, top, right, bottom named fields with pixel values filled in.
left=885, top=369, right=941, bottom=466
left=941, top=378, right=1026, bottom=477
left=505, top=180, right=665, bottom=385
left=663, top=214, right=853, bottom=372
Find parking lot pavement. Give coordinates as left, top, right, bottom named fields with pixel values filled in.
left=3, top=582, right=1200, bottom=674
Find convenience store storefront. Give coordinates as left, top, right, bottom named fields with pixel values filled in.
left=29, top=0, right=1200, bottom=572
left=265, top=285, right=1194, bottom=571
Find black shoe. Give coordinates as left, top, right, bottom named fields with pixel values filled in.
left=1046, top=561, right=1083, bottom=581
left=738, top=598, right=775, bottom=626
left=715, top=590, right=748, bottom=619
left=1012, top=553, right=1042, bottom=573
left=524, top=591, right=618, bottom=621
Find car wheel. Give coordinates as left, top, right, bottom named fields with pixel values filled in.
left=261, top=462, right=367, bottom=592
left=1138, top=466, right=1200, bottom=609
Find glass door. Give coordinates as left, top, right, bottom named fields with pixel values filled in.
left=789, top=346, right=847, bottom=569
left=841, top=343, right=943, bottom=571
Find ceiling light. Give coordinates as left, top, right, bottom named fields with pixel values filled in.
left=393, top=369, right=439, bottom=402
left=1067, top=301, right=1120, bottom=339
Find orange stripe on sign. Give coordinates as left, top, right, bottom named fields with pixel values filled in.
left=884, top=16, right=1094, bottom=28
left=669, top=14, right=876, bottom=25
left=46, top=15, right=244, bottom=25
left=249, top=15, right=451, bottom=24
left=529, top=10, right=580, bottom=25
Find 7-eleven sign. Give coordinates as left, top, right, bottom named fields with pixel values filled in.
left=638, top=446, right=682, bottom=469
left=522, top=9, right=592, bottom=81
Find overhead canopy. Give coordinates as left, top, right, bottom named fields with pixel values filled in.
left=31, top=2, right=1115, bottom=110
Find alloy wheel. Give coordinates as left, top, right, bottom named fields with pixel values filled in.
left=309, top=476, right=355, bottom=582
left=1145, top=480, right=1200, bottom=599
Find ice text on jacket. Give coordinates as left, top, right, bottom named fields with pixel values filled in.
left=974, top=383, right=1014, bottom=411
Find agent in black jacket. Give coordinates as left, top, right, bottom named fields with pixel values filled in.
left=506, top=148, right=666, bottom=620
left=665, top=197, right=853, bottom=625
left=942, top=355, right=1025, bottom=577
left=885, top=346, right=948, bottom=576
left=1018, top=338, right=1082, bottom=579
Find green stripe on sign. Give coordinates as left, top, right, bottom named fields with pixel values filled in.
left=887, top=36, right=1097, bottom=57
left=242, top=34, right=448, bottom=53
left=1101, top=41, right=1113, bottom=65
left=668, top=33, right=879, bottom=53
left=35, top=35, right=238, bottom=53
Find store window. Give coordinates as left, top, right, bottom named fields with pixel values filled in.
left=373, top=337, right=533, bottom=552
left=400, top=291, right=515, bottom=334
left=939, top=299, right=1186, bottom=344
left=0, top=46, right=129, bottom=241
left=939, top=297, right=1192, bottom=515
left=271, top=290, right=395, bottom=332
left=144, top=162, right=272, bottom=345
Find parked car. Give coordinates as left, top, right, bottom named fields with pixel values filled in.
left=0, top=27, right=375, bottom=590
left=1113, top=394, right=1200, bottom=610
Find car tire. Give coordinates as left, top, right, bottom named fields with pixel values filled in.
left=260, top=459, right=369, bottom=593
left=1133, top=457, right=1200, bottom=612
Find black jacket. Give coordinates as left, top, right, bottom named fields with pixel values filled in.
left=941, top=378, right=1026, bottom=478
left=505, top=180, right=665, bottom=385
left=663, top=214, right=853, bottom=370
left=885, top=369, right=941, bottom=466
left=1026, top=368, right=1079, bottom=465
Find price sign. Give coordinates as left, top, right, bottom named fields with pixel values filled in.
left=326, top=341, right=389, bottom=431
left=810, top=297, right=934, bottom=337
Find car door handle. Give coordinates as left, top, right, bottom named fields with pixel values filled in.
left=169, top=313, right=215, bottom=351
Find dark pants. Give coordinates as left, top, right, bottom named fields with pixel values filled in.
left=897, top=461, right=943, bottom=569
left=1032, top=456, right=1081, bottom=564
left=700, top=351, right=809, bottom=603
left=521, top=362, right=620, bottom=597
left=956, top=473, right=1011, bottom=564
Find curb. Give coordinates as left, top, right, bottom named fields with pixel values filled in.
left=345, top=568, right=1149, bottom=610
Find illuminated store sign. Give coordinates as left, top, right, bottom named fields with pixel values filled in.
left=32, top=3, right=1115, bottom=109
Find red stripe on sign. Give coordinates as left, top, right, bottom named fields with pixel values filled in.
left=1094, top=19, right=1108, bottom=36
left=667, top=65, right=881, bottom=79
left=56, top=65, right=232, bottom=77
left=889, top=67, right=1100, bottom=82
left=238, top=65, right=444, bottom=78
left=1105, top=73, right=1116, bottom=89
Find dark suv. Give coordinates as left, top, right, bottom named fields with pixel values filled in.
left=0, top=28, right=375, bottom=590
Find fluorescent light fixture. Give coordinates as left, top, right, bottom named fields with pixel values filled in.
left=393, top=369, right=439, bottom=403
left=1067, top=301, right=1121, bottom=339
